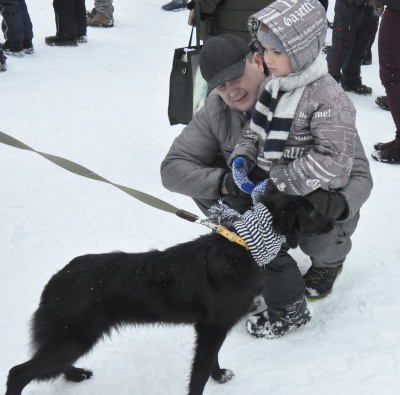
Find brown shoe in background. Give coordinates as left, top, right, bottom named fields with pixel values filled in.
left=87, top=9, right=114, bottom=28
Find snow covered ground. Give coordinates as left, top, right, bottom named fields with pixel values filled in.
left=1, top=1, right=399, bottom=394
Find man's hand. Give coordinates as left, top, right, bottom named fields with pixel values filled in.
left=306, top=189, right=349, bottom=220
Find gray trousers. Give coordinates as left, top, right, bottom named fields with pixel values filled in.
left=299, top=211, right=360, bottom=268
left=94, top=0, right=113, bottom=18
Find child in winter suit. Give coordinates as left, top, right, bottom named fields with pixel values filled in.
left=229, top=0, right=361, bottom=338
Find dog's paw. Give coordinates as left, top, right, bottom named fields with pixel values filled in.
left=64, top=367, right=93, bottom=382
left=211, top=368, right=234, bottom=384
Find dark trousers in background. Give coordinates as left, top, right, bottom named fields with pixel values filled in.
left=364, top=11, right=379, bottom=63
left=0, top=0, right=33, bottom=42
left=327, top=0, right=374, bottom=85
left=318, top=0, right=328, bottom=12
left=53, top=0, right=86, bottom=39
left=379, top=7, right=400, bottom=139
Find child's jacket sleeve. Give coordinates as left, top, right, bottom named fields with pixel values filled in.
left=269, top=79, right=357, bottom=195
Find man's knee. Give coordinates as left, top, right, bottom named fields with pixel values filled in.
left=298, top=212, right=360, bottom=267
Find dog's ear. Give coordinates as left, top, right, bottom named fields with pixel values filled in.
left=269, top=207, right=302, bottom=248
left=264, top=180, right=280, bottom=197
left=259, top=181, right=282, bottom=214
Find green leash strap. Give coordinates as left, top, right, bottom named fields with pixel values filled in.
left=0, top=131, right=251, bottom=249
left=0, top=131, right=198, bottom=219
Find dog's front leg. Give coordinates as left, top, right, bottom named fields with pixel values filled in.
left=210, top=355, right=234, bottom=383
left=187, top=323, right=228, bottom=395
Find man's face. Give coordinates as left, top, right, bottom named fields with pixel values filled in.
left=215, top=53, right=265, bottom=112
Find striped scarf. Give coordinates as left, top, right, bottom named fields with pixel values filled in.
left=208, top=201, right=283, bottom=266
left=233, top=204, right=283, bottom=266
left=250, top=54, right=328, bottom=160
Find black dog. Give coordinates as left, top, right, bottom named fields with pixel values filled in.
left=5, top=182, right=334, bottom=395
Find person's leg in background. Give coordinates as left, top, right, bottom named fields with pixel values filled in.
left=327, top=0, right=356, bottom=83
left=1, top=0, right=25, bottom=56
left=337, top=4, right=374, bottom=94
left=327, top=0, right=373, bottom=94
left=18, top=0, right=33, bottom=53
left=340, top=4, right=373, bottom=92
left=74, top=0, right=86, bottom=40
left=372, top=7, right=400, bottom=163
left=87, top=0, right=114, bottom=28
left=362, top=10, right=379, bottom=65
left=45, top=0, right=79, bottom=46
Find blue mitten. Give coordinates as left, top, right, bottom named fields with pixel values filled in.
left=251, top=180, right=268, bottom=204
left=232, top=157, right=255, bottom=194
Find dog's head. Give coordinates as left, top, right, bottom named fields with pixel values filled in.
left=258, top=182, right=335, bottom=248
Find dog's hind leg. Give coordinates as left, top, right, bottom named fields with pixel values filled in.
left=6, top=360, right=37, bottom=395
left=187, top=323, right=228, bottom=395
left=6, top=341, right=94, bottom=395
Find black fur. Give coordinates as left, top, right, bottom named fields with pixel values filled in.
left=5, top=185, right=334, bottom=395
left=260, top=181, right=334, bottom=248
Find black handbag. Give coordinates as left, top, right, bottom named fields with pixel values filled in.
left=167, top=1, right=207, bottom=126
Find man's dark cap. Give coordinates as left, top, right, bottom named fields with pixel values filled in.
left=199, top=34, right=251, bottom=95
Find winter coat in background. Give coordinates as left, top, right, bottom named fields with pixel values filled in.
left=197, top=0, right=275, bottom=43
left=230, top=0, right=358, bottom=196
left=381, top=0, right=400, bottom=11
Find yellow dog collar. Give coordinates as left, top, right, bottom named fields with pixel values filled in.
left=217, top=226, right=249, bottom=250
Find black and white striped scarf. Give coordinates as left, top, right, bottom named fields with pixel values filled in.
left=250, top=54, right=328, bottom=160
left=207, top=201, right=283, bottom=266
left=234, top=203, right=283, bottom=266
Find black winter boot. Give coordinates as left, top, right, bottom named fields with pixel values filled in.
left=45, top=36, right=78, bottom=47
left=375, top=96, right=390, bottom=111
left=161, top=0, right=187, bottom=11
left=22, top=39, right=35, bottom=55
left=371, top=137, right=400, bottom=164
left=374, top=139, right=394, bottom=151
left=304, top=265, right=343, bottom=300
left=246, top=296, right=312, bottom=339
left=2, top=40, right=24, bottom=57
left=341, top=83, right=372, bottom=96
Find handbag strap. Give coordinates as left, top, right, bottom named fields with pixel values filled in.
left=188, top=0, right=202, bottom=49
